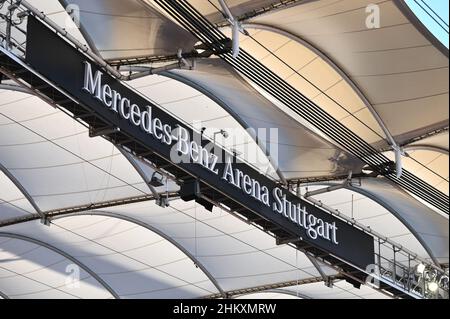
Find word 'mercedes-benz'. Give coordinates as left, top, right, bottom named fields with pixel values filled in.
left=82, top=60, right=339, bottom=245
left=82, top=60, right=220, bottom=175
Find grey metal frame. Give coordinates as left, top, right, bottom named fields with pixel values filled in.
left=403, top=145, right=449, bottom=155
left=0, top=232, right=120, bottom=299
left=205, top=276, right=327, bottom=299
left=306, top=255, right=330, bottom=284
left=236, top=288, right=312, bottom=299
left=239, top=23, right=403, bottom=160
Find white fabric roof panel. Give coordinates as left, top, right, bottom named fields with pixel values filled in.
left=248, top=0, right=449, bottom=144
left=94, top=199, right=330, bottom=292
left=0, top=216, right=219, bottom=299
left=1, top=0, right=448, bottom=299
left=0, top=198, right=336, bottom=298
left=0, top=92, right=180, bottom=213
left=304, top=177, right=449, bottom=265
left=165, top=59, right=365, bottom=180
left=0, top=236, right=114, bottom=299
left=0, top=171, right=36, bottom=220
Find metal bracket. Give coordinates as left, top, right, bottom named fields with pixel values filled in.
left=218, top=0, right=249, bottom=58
left=89, top=126, right=120, bottom=138
left=156, top=196, right=170, bottom=208
left=304, top=171, right=353, bottom=198
left=40, top=215, right=51, bottom=227
left=149, top=171, right=165, bottom=187
left=325, top=277, right=334, bottom=288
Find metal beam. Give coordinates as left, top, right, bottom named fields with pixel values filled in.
left=0, top=162, right=46, bottom=221
left=118, top=147, right=161, bottom=199
left=0, top=193, right=177, bottom=228
left=237, top=288, right=313, bottom=299
left=305, top=194, right=444, bottom=269
left=50, top=211, right=227, bottom=299
left=403, top=145, right=449, bottom=155
left=0, top=83, right=33, bottom=94
left=304, top=172, right=352, bottom=198
left=0, top=232, right=120, bottom=299
left=205, top=276, right=330, bottom=299
left=0, top=289, right=9, bottom=299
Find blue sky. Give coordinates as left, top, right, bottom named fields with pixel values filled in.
left=406, top=0, right=449, bottom=47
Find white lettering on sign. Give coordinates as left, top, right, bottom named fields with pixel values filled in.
left=82, top=61, right=339, bottom=245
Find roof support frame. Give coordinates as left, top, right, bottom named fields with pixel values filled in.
left=403, top=145, right=449, bottom=156
left=117, top=147, right=161, bottom=200
left=304, top=171, right=353, bottom=198
left=236, top=288, right=313, bottom=299
left=306, top=179, right=445, bottom=267
left=240, top=22, right=405, bottom=176
left=0, top=193, right=174, bottom=228
left=205, top=276, right=329, bottom=299
left=0, top=232, right=120, bottom=299
left=50, top=211, right=228, bottom=299
left=0, top=83, right=32, bottom=94
left=163, top=71, right=288, bottom=185
left=305, top=255, right=331, bottom=287
left=0, top=162, right=47, bottom=221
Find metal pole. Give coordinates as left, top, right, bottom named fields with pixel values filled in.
left=393, top=246, right=397, bottom=284
left=5, top=2, right=11, bottom=49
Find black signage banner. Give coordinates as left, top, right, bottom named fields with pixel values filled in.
left=25, top=17, right=374, bottom=270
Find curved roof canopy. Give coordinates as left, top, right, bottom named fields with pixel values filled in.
left=246, top=0, right=449, bottom=145
left=0, top=0, right=448, bottom=299
left=302, top=177, right=449, bottom=265
left=165, top=59, right=365, bottom=181
left=58, top=0, right=197, bottom=59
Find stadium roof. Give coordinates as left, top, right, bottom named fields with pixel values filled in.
left=0, top=0, right=448, bottom=299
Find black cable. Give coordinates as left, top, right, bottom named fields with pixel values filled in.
left=155, top=0, right=448, bottom=213
left=419, top=0, right=449, bottom=28
left=413, top=0, right=449, bottom=34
